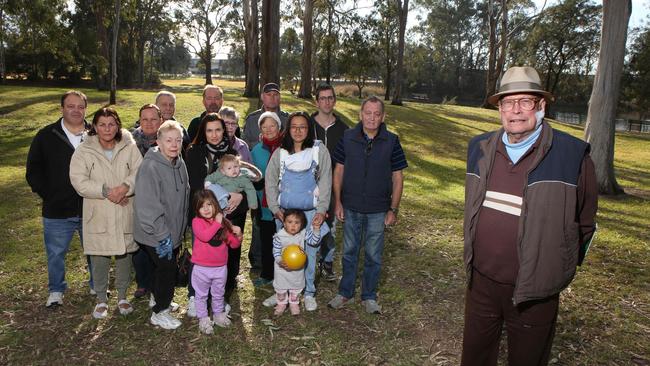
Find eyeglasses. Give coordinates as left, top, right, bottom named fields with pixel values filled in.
left=317, top=96, right=335, bottom=102
left=290, top=125, right=308, bottom=131
left=499, top=98, right=539, bottom=112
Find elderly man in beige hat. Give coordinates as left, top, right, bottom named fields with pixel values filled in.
left=461, top=66, right=598, bottom=366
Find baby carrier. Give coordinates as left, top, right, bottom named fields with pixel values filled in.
left=278, top=141, right=321, bottom=210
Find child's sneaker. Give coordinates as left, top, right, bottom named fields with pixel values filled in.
left=213, top=312, right=231, bottom=327
left=198, top=317, right=214, bottom=334
left=274, top=303, right=287, bottom=316
left=289, top=303, right=300, bottom=315
left=187, top=296, right=197, bottom=318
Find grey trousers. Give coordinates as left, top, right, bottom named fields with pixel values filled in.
left=90, top=254, right=133, bottom=303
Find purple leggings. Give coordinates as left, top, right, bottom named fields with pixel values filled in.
left=191, top=264, right=227, bottom=318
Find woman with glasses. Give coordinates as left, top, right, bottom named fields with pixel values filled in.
left=263, top=111, right=332, bottom=311
left=219, top=106, right=253, bottom=164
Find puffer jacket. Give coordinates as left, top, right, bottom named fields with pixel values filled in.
left=69, top=129, right=142, bottom=255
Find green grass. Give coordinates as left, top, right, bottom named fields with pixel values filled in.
left=0, top=80, right=648, bottom=365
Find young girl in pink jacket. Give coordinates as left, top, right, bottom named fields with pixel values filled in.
left=191, top=189, right=242, bottom=334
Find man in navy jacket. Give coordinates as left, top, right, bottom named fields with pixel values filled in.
left=327, top=96, right=408, bottom=315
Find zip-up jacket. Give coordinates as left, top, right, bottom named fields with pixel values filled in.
left=134, top=147, right=190, bottom=248
left=464, top=121, right=598, bottom=305
left=26, top=118, right=88, bottom=218
left=310, top=111, right=349, bottom=167
left=69, top=130, right=142, bottom=255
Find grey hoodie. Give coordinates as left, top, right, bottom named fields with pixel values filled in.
left=134, top=146, right=190, bottom=248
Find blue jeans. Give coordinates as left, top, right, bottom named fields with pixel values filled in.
left=338, top=209, right=386, bottom=301
left=43, top=217, right=93, bottom=293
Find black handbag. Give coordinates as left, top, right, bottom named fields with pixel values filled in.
left=175, top=246, right=191, bottom=287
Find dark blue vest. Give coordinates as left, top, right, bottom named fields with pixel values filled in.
left=341, top=123, right=397, bottom=213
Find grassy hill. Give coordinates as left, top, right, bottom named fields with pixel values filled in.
left=0, top=80, right=648, bottom=365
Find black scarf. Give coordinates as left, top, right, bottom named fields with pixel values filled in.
left=205, top=136, right=230, bottom=170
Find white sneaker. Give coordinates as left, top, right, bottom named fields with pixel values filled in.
left=213, top=312, right=231, bottom=328
left=187, top=296, right=197, bottom=318
left=149, top=294, right=180, bottom=312
left=262, top=294, right=277, bottom=307
left=198, top=317, right=214, bottom=334
left=304, top=295, right=317, bottom=311
left=150, top=309, right=181, bottom=330
left=46, top=292, right=63, bottom=308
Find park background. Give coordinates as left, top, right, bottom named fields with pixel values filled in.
left=1, top=0, right=650, bottom=365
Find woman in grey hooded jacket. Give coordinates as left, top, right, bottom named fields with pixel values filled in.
left=134, top=120, right=190, bottom=330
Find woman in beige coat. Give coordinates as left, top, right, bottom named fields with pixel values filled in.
left=70, top=107, right=142, bottom=319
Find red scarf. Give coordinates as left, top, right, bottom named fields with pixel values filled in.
left=261, top=133, right=283, bottom=208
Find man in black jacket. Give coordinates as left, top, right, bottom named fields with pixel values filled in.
left=26, top=90, right=93, bottom=308
left=311, top=84, right=348, bottom=282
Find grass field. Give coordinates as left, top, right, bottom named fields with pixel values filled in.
left=0, top=79, right=648, bottom=365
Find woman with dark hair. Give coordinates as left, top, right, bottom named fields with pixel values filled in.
left=70, top=107, right=142, bottom=319
left=185, top=112, right=259, bottom=316
left=264, top=111, right=332, bottom=311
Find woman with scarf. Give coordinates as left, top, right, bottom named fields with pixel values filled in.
left=250, top=111, right=284, bottom=287
left=185, top=112, right=259, bottom=316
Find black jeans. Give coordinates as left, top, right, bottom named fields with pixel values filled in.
left=259, top=219, right=276, bottom=281
left=225, top=202, right=247, bottom=300
left=139, top=243, right=178, bottom=314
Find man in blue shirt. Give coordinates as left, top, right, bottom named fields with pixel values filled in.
left=327, top=96, right=408, bottom=314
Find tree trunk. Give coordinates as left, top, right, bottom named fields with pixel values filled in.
left=94, top=2, right=110, bottom=90
left=204, top=40, right=213, bottom=85
left=243, top=0, right=260, bottom=97
left=583, top=0, right=630, bottom=195
left=384, top=26, right=391, bottom=101
left=391, top=0, right=409, bottom=106
left=482, top=0, right=498, bottom=108
left=494, top=0, right=508, bottom=88
left=137, top=37, right=146, bottom=86
left=325, top=2, right=333, bottom=84
left=0, top=6, right=5, bottom=83
left=110, top=0, right=121, bottom=105
left=260, top=0, right=280, bottom=88
left=298, top=0, right=313, bottom=99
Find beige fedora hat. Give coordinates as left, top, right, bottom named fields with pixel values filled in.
left=488, top=66, right=555, bottom=106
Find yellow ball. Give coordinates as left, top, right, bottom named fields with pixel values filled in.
left=282, top=244, right=306, bottom=270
